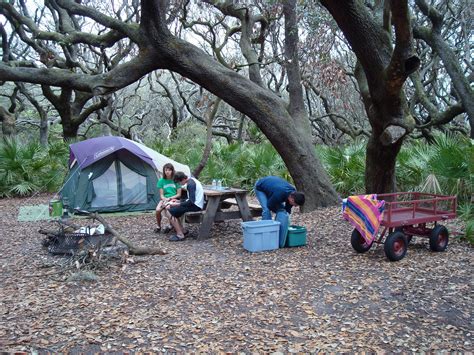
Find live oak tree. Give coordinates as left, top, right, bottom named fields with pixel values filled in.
left=412, top=0, right=473, bottom=139
left=0, top=0, right=133, bottom=139
left=321, top=0, right=421, bottom=193
left=0, top=0, right=339, bottom=209
left=301, top=1, right=471, bottom=189
left=1, top=0, right=468, bottom=206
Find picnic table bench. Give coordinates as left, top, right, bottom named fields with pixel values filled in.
left=184, top=187, right=262, bottom=240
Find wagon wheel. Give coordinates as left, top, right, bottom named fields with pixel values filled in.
left=395, top=227, right=412, bottom=244
left=384, top=231, right=407, bottom=261
left=351, top=229, right=373, bottom=253
left=430, top=225, right=449, bottom=252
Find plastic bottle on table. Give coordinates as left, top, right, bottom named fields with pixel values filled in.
left=212, top=179, right=217, bottom=189
left=217, top=179, right=222, bottom=190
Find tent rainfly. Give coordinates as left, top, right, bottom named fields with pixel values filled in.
left=60, top=136, right=191, bottom=213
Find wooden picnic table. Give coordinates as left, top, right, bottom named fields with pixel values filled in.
left=185, top=186, right=261, bottom=240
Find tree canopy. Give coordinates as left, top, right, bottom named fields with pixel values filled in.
left=0, top=0, right=471, bottom=209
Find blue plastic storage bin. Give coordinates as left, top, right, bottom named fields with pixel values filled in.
left=241, top=220, right=280, bottom=252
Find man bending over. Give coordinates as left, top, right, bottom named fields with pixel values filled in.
left=254, top=175, right=305, bottom=219
left=254, top=176, right=305, bottom=246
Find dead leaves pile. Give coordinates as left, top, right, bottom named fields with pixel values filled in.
left=0, top=194, right=472, bottom=352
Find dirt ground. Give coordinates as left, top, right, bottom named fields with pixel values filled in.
left=0, top=194, right=472, bottom=353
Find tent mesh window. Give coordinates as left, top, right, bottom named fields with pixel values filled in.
left=91, top=163, right=118, bottom=208
left=120, top=162, right=147, bottom=204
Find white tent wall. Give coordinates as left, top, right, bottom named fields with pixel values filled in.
left=131, top=139, right=191, bottom=178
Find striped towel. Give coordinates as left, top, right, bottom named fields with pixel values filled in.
left=342, top=194, right=385, bottom=244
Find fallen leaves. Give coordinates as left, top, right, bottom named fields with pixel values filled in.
left=0, top=194, right=472, bottom=352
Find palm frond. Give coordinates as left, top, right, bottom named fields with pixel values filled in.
left=10, top=181, right=38, bottom=196
left=420, top=174, right=442, bottom=194
left=318, top=141, right=366, bottom=196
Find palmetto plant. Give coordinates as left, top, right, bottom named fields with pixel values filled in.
left=0, top=138, right=69, bottom=197
left=457, top=202, right=474, bottom=243
left=242, top=143, right=287, bottom=183
left=150, top=131, right=288, bottom=190
left=396, top=133, right=473, bottom=244
left=0, top=138, right=45, bottom=196
left=204, top=142, right=242, bottom=186
left=427, top=134, right=472, bottom=201
left=317, top=140, right=366, bottom=197
left=396, top=140, right=433, bottom=192
left=42, top=140, right=70, bottom=192
left=397, top=133, right=472, bottom=202
left=317, top=134, right=472, bottom=201
left=196, top=141, right=287, bottom=189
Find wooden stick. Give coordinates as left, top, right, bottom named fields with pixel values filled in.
left=40, top=213, right=167, bottom=256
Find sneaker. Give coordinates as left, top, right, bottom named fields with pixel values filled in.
left=169, top=235, right=186, bottom=242
left=154, top=227, right=161, bottom=233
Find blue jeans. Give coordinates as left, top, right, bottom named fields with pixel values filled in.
left=275, top=210, right=289, bottom=247
left=255, top=185, right=289, bottom=247
left=255, top=186, right=272, bottom=220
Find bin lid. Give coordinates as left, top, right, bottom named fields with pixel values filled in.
left=242, top=220, right=280, bottom=228
left=288, top=225, right=306, bottom=232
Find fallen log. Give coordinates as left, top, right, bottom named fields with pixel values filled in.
left=87, top=213, right=167, bottom=255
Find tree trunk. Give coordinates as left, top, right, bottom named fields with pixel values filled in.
left=193, top=98, right=221, bottom=179
left=281, top=0, right=338, bottom=207
left=98, top=103, right=113, bottom=136
left=365, top=136, right=402, bottom=193
left=62, top=120, right=80, bottom=140
left=39, top=115, right=49, bottom=146
left=322, top=0, right=419, bottom=194
left=42, top=86, right=109, bottom=141
left=282, top=131, right=338, bottom=208
left=0, top=106, right=16, bottom=136
left=237, top=113, right=245, bottom=142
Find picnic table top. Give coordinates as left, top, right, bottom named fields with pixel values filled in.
left=202, top=186, right=249, bottom=196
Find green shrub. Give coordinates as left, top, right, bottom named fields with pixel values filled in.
left=317, top=140, right=366, bottom=197
left=0, top=138, right=68, bottom=197
left=396, top=133, right=473, bottom=203
left=148, top=125, right=288, bottom=191
left=457, top=201, right=474, bottom=244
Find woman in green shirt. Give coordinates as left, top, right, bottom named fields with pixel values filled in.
left=155, top=163, right=182, bottom=233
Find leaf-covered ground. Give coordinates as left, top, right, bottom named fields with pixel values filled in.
left=1, top=194, right=472, bottom=353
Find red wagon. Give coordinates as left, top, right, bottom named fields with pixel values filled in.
left=350, top=192, right=457, bottom=261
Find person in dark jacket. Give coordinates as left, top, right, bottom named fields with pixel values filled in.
left=166, top=172, right=204, bottom=241
left=254, top=176, right=305, bottom=220
left=254, top=176, right=305, bottom=247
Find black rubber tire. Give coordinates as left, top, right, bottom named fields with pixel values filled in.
left=394, top=227, right=412, bottom=244
left=351, top=229, right=373, bottom=253
left=384, top=231, right=408, bottom=261
left=429, top=224, right=449, bottom=252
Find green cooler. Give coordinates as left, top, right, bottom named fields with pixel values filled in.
left=285, top=225, right=307, bottom=247
left=49, top=199, right=63, bottom=218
